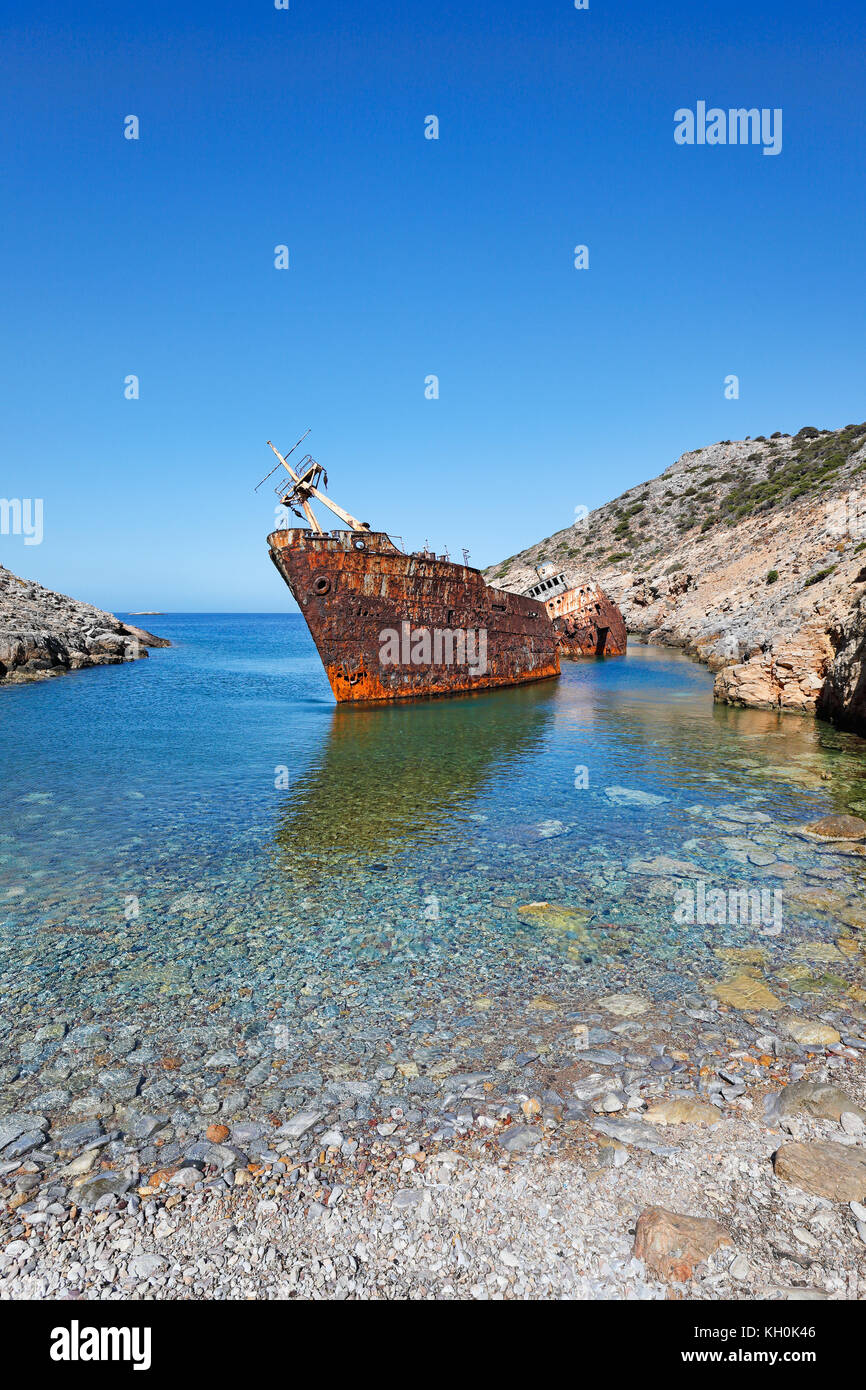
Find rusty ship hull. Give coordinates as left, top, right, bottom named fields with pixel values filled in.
left=268, top=528, right=560, bottom=703
left=523, top=569, right=627, bottom=660
left=548, top=585, right=628, bottom=658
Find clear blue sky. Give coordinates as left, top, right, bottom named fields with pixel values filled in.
left=1, top=0, right=864, bottom=610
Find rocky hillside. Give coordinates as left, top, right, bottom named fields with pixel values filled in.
left=485, top=423, right=866, bottom=734
left=0, top=565, right=168, bottom=684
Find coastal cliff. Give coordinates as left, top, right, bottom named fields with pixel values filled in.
left=0, top=564, right=168, bottom=684
left=485, top=423, right=866, bottom=734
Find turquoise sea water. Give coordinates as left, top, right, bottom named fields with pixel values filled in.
left=1, top=615, right=865, bottom=1092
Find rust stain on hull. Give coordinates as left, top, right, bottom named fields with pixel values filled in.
left=548, top=586, right=628, bottom=659
left=268, top=528, right=560, bottom=703
left=523, top=569, right=627, bottom=661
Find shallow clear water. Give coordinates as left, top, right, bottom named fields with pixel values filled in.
left=1, top=616, right=865, bottom=1089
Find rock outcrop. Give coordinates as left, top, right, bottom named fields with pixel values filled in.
left=817, top=593, right=866, bottom=732
left=0, top=565, right=168, bottom=684
left=485, top=423, right=866, bottom=734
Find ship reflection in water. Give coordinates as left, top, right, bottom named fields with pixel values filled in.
left=273, top=640, right=866, bottom=911
left=274, top=679, right=556, bottom=870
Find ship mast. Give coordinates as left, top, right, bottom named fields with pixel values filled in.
left=266, top=440, right=370, bottom=534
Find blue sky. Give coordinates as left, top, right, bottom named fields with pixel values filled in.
left=1, top=0, right=864, bottom=610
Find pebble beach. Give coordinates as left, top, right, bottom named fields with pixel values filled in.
left=3, top=622, right=866, bottom=1300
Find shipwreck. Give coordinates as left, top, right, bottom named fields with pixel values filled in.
left=261, top=435, right=626, bottom=703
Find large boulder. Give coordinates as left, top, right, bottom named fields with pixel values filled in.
left=633, top=1206, right=733, bottom=1282
left=774, top=1142, right=866, bottom=1201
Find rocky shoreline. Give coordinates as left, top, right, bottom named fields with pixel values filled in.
left=4, top=749, right=866, bottom=1298
left=0, top=566, right=168, bottom=684
left=487, top=424, right=866, bottom=735
left=2, top=994, right=865, bottom=1300
left=4, top=804, right=866, bottom=1300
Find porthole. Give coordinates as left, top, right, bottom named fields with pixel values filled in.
left=313, top=576, right=331, bottom=596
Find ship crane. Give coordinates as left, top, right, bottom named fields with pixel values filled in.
left=255, top=432, right=370, bottom=535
